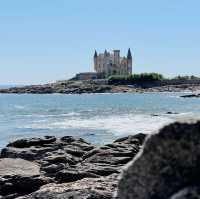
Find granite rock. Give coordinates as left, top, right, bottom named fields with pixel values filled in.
left=117, top=121, right=200, bottom=199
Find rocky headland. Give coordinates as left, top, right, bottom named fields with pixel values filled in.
left=1, top=80, right=200, bottom=94
left=1, top=121, right=200, bottom=198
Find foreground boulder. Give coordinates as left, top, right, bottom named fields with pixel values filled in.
left=117, top=121, right=200, bottom=199
left=0, top=134, right=146, bottom=198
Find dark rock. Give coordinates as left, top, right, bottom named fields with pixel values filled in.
left=73, top=162, right=120, bottom=177
left=7, top=136, right=56, bottom=148
left=0, top=134, right=144, bottom=198
left=180, top=94, right=200, bottom=98
left=0, top=158, right=49, bottom=198
left=1, top=136, right=94, bottom=163
left=1, top=80, right=200, bottom=94
left=116, top=121, right=200, bottom=199
left=55, top=170, right=100, bottom=183
left=16, top=174, right=118, bottom=199
left=169, top=187, right=200, bottom=199
left=41, top=164, right=65, bottom=174
left=151, top=114, right=159, bottom=117
left=166, top=111, right=179, bottom=114
left=114, top=133, right=146, bottom=146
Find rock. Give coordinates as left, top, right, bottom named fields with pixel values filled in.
left=0, top=158, right=40, bottom=176
left=116, top=121, right=200, bottom=199
left=16, top=174, right=118, bottom=199
left=151, top=114, right=159, bottom=117
left=0, top=134, right=145, bottom=198
left=0, top=158, right=49, bottom=198
left=74, top=162, right=120, bottom=177
left=114, top=134, right=146, bottom=146
left=1, top=80, right=200, bottom=94
left=1, top=136, right=95, bottom=163
left=55, top=170, right=100, bottom=183
left=169, top=187, right=200, bottom=199
left=41, top=164, right=65, bottom=174
left=180, top=94, right=200, bottom=98
left=7, top=136, right=56, bottom=148
left=166, top=111, right=179, bottom=114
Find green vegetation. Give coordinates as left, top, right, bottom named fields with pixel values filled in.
left=172, top=75, right=200, bottom=80
left=108, top=73, right=165, bottom=84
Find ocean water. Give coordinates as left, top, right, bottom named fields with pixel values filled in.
left=0, top=93, right=200, bottom=148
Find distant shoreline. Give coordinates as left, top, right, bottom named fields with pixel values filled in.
left=0, top=80, right=200, bottom=94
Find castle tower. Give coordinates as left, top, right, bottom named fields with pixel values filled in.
left=94, top=50, right=98, bottom=72
left=104, top=49, right=108, bottom=56
left=127, top=48, right=132, bottom=74
left=113, top=50, right=120, bottom=66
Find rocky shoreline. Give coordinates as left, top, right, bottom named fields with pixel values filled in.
left=1, top=81, right=200, bottom=94
left=0, top=133, right=146, bottom=198
left=1, top=121, right=200, bottom=198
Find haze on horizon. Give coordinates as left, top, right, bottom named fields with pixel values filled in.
left=0, top=0, right=199, bottom=85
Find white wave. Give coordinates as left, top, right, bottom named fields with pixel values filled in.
left=24, top=114, right=174, bottom=136
left=174, top=112, right=200, bottom=121
left=16, top=112, right=80, bottom=118
left=60, top=112, right=81, bottom=116
left=14, top=105, right=25, bottom=109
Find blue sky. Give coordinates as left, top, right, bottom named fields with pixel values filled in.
left=0, top=0, right=199, bottom=84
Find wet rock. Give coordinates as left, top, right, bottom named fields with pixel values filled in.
left=151, top=114, right=159, bottom=117
left=180, top=94, right=200, bottom=98
left=117, top=121, right=200, bottom=199
left=166, top=111, right=179, bottom=114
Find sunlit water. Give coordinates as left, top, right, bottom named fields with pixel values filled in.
left=0, top=93, right=200, bottom=148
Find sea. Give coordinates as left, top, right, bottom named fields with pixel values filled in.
left=0, top=92, right=200, bottom=148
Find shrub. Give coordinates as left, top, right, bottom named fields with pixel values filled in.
left=108, top=73, right=165, bottom=84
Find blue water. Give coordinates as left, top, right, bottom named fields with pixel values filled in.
left=0, top=93, right=200, bottom=148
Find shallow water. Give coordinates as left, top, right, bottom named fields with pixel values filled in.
left=0, top=93, right=199, bottom=148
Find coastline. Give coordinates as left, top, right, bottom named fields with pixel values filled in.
left=0, top=80, right=200, bottom=94
left=1, top=121, right=200, bottom=198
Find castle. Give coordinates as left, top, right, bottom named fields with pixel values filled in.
left=74, top=48, right=133, bottom=81
left=94, top=49, right=132, bottom=77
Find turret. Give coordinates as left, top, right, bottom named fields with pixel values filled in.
left=94, top=50, right=97, bottom=58
left=104, top=49, right=108, bottom=57
left=113, top=50, right=120, bottom=66
left=127, top=48, right=132, bottom=74
left=94, top=50, right=98, bottom=72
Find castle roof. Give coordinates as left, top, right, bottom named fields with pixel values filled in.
left=127, top=48, right=132, bottom=59
left=94, top=50, right=97, bottom=58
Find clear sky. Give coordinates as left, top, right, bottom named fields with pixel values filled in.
left=0, top=0, right=199, bottom=84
